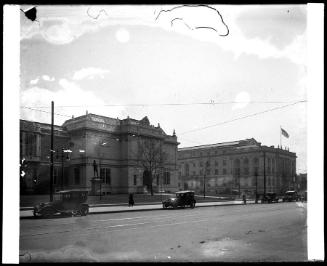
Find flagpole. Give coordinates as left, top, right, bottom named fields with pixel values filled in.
left=280, top=126, right=282, bottom=149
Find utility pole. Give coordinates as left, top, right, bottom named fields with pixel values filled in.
left=61, top=148, right=64, bottom=190
left=50, top=101, right=54, bottom=202
left=255, top=171, right=258, bottom=203
left=263, top=149, right=266, bottom=197
left=238, top=170, right=241, bottom=197
left=203, top=172, right=206, bottom=198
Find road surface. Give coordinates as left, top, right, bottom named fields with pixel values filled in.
left=20, top=202, right=307, bottom=262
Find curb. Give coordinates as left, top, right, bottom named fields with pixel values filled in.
left=20, top=201, right=255, bottom=219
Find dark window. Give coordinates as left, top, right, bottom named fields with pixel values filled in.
left=223, top=169, right=227, bottom=175
left=185, top=163, right=189, bottom=176
left=53, top=167, right=59, bottom=184
left=100, top=168, right=105, bottom=179
left=164, top=172, right=170, bottom=185
left=134, top=175, right=137, bottom=186
left=215, top=169, right=218, bottom=175
left=157, top=175, right=159, bottom=185
left=74, top=168, right=80, bottom=185
left=100, top=168, right=111, bottom=184
left=223, top=160, right=226, bottom=166
left=105, top=169, right=111, bottom=184
left=243, top=168, right=249, bottom=175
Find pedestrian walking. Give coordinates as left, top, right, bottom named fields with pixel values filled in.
left=128, top=193, right=134, bottom=207
left=242, top=194, right=247, bottom=205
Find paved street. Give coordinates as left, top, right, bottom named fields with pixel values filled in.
left=20, top=202, right=307, bottom=262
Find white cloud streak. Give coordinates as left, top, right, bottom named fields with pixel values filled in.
left=72, top=67, right=110, bottom=81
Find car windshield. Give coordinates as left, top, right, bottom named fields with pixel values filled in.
left=53, top=194, right=63, bottom=201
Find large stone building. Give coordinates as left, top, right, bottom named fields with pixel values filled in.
left=20, top=113, right=179, bottom=195
left=177, top=138, right=297, bottom=196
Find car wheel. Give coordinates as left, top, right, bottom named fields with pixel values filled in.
left=80, top=206, right=89, bottom=216
left=42, top=208, right=54, bottom=218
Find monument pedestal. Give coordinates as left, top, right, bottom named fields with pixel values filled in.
left=91, top=176, right=103, bottom=196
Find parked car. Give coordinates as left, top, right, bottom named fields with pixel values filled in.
left=33, top=190, right=89, bottom=218
left=300, top=191, right=307, bottom=202
left=282, top=190, right=300, bottom=202
left=162, top=190, right=196, bottom=209
left=261, top=192, right=279, bottom=203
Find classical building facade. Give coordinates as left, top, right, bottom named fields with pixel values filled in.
left=177, top=138, right=297, bottom=196
left=20, top=113, right=179, bottom=195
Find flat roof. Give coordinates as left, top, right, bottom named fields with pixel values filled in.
left=178, top=139, right=250, bottom=151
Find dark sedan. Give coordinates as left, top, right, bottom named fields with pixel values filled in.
left=162, top=190, right=196, bottom=209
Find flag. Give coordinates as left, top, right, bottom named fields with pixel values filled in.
left=281, top=128, right=289, bottom=138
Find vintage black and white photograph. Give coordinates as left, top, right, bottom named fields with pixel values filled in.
left=2, top=3, right=324, bottom=263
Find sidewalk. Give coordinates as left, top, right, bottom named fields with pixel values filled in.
left=20, top=200, right=255, bottom=218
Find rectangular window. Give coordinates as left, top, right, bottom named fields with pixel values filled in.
left=243, top=168, right=249, bottom=175
left=215, top=169, right=218, bottom=175
left=164, top=172, right=170, bottom=185
left=157, top=175, right=159, bottom=185
left=105, top=168, right=111, bottom=184
left=74, top=168, right=80, bottom=185
left=100, top=168, right=105, bottom=180
left=223, top=169, right=227, bottom=175
left=134, top=175, right=137, bottom=186
left=200, top=169, right=203, bottom=175
left=100, top=168, right=111, bottom=184
left=223, top=160, right=226, bottom=166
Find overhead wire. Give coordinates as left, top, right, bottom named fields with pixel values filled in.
left=179, top=100, right=306, bottom=135
left=22, top=100, right=306, bottom=109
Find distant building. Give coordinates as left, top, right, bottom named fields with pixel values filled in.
left=20, top=114, right=179, bottom=195
left=296, top=173, right=307, bottom=192
left=177, top=138, right=297, bottom=196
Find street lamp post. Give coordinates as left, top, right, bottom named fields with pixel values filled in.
left=255, top=171, right=258, bottom=203
left=203, top=173, right=206, bottom=199
left=59, top=148, right=72, bottom=190
left=263, top=150, right=266, bottom=197
left=238, top=170, right=241, bottom=197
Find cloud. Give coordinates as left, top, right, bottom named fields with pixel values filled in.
left=232, top=91, right=251, bottom=110
left=72, top=67, right=110, bottom=81
left=20, top=78, right=125, bottom=125
left=115, top=28, right=130, bottom=43
left=29, top=77, right=39, bottom=85
left=42, top=75, right=55, bottom=81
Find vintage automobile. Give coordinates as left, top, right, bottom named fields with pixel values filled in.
left=282, top=190, right=300, bottom=202
left=261, top=192, right=279, bottom=203
left=162, top=190, right=196, bottom=209
left=33, top=190, right=89, bottom=218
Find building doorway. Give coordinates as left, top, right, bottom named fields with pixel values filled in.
left=143, top=170, right=151, bottom=190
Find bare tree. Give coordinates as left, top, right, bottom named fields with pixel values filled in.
left=137, top=138, right=167, bottom=196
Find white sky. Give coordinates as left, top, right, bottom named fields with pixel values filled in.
left=19, top=5, right=308, bottom=173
